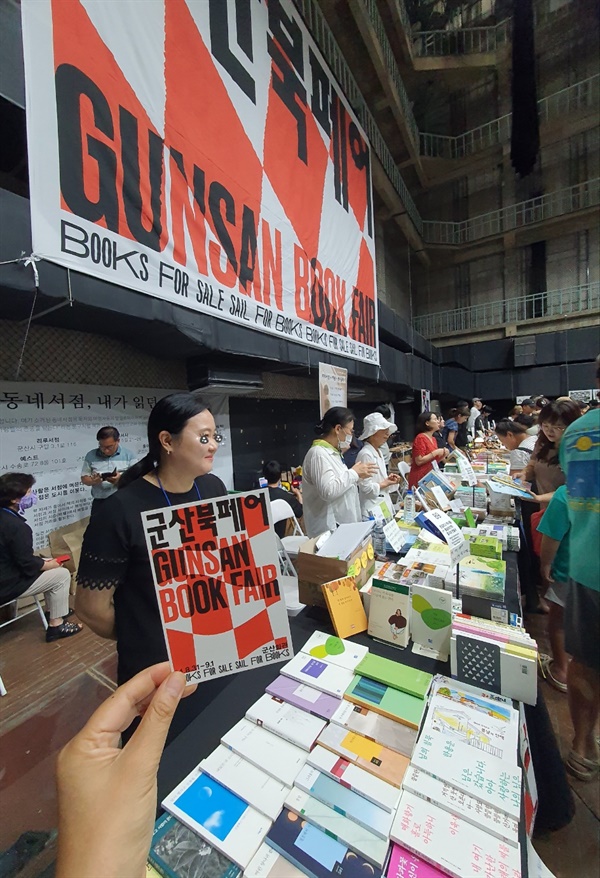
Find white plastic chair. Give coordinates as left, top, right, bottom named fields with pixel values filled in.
left=398, top=461, right=410, bottom=479
left=274, top=535, right=303, bottom=616
left=0, top=595, right=49, bottom=696
left=269, top=498, right=306, bottom=558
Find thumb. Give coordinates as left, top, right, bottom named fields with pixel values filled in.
left=124, top=671, right=186, bottom=772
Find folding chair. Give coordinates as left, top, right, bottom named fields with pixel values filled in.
left=269, top=498, right=306, bottom=558
left=0, top=595, right=49, bottom=696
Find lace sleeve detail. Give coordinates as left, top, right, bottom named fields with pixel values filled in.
left=77, top=550, right=128, bottom=590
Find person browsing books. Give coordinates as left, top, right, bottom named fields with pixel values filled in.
left=301, top=407, right=377, bottom=537
left=0, top=473, right=82, bottom=642
left=494, top=419, right=537, bottom=476
left=356, top=412, right=401, bottom=519
left=76, top=393, right=227, bottom=744
left=442, top=407, right=469, bottom=451
left=263, top=459, right=303, bottom=537
left=81, top=426, right=137, bottom=518
left=523, top=400, right=580, bottom=506
left=407, top=411, right=447, bottom=489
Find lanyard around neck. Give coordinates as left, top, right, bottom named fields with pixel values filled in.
left=2, top=507, right=22, bottom=519
left=312, top=438, right=342, bottom=457
left=156, top=473, right=202, bottom=507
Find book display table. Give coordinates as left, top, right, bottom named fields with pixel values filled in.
left=157, top=552, right=574, bottom=876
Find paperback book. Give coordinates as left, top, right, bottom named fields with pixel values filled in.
left=307, top=744, right=401, bottom=812
left=387, top=843, right=447, bottom=878
left=426, top=693, right=519, bottom=761
left=390, top=790, right=522, bottom=878
left=162, top=772, right=270, bottom=870
left=300, top=630, right=368, bottom=672
left=354, top=653, right=433, bottom=700
left=245, top=693, right=326, bottom=750
left=330, top=698, right=417, bottom=756
left=294, top=764, right=393, bottom=839
left=410, top=729, right=521, bottom=819
left=141, top=489, right=293, bottom=684
left=199, top=745, right=290, bottom=822
left=316, top=723, right=410, bottom=788
left=344, top=674, right=426, bottom=730
left=149, top=812, right=241, bottom=878
left=368, top=576, right=410, bottom=649
left=283, top=787, right=389, bottom=866
left=450, top=632, right=538, bottom=705
left=265, top=675, right=340, bottom=721
left=321, top=576, right=368, bottom=638
left=266, top=809, right=378, bottom=878
left=410, top=584, right=453, bottom=660
left=221, top=718, right=306, bottom=788
left=243, top=843, right=305, bottom=878
left=402, top=764, right=519, bottom=847
left=280, top=652, right=354, bottom=698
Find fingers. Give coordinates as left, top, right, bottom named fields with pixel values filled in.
left=78, top=663, right=174, bottom=746
left=124, top=672, right=187, bottom=771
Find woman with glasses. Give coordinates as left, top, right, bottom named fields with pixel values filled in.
left=76, top=393, right=227, bottom=743
left=524, top=400, right=581, bottom=506
left=407, top=411, right=447, bottom=489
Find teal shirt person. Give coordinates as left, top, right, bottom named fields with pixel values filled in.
left=82, top=445, right=137, bottom=500
left=559, top=408, right=600, bottom=592
left=537, top=485, right=570, bottom=584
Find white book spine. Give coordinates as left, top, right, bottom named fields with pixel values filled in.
left=199, top=745, right=290, bottom=822
left=306, top=744, right=400, bottom=813
left=245, top=694, right=326, bottom=751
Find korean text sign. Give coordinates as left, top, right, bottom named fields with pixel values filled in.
left=22, top=0, right=378, bottom=364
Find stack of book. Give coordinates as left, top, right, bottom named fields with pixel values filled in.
left=389, top=675, right=523, bottom=878
left=450, top=615, right=538, bottom=705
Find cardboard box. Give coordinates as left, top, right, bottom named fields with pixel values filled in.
left=296, top=532, right=375, bottom=608
left=48, top=516, right=90, bottom=593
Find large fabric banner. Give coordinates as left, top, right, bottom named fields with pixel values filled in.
left=0, top=382, right=233, bottom=548
left=21, top=0, right=378, bottom=364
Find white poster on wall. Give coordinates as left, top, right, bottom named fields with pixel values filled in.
left=0, top=382, right=233, bottom=549
left=318, top=363, right=348, bottom=418
left=420, top=389, right=431, bottom=412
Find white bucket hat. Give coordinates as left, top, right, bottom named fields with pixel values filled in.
left=359, top=412, right=397, bottom=441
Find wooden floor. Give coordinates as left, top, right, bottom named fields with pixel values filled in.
left=0, top=609, right=598, bottom=877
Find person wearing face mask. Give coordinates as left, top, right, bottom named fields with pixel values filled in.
left=0, top=473, right=82, bottom=641
left=301, top=407, right=378, bottom=537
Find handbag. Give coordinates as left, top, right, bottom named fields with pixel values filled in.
left=530, top=508, right=544, bottom=556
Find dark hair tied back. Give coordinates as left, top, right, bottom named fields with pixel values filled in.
left=119, top=392, right=210, bottom=489
left=314, top=406, right=354, bottom=436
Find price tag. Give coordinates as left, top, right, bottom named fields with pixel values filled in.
left=383, top=519, right=409, bottom=552
left=423, top=508, right=470, bottom=565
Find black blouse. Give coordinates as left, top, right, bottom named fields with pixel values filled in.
left=0, top=508, right=45, bottom=602
left=77, top=474, right=227, bottom=685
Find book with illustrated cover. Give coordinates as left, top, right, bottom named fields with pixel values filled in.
left=221, top=719, right=306, bottom=788
left=280, top=652, right=354, bottom=698
left=316, top=723, right=410, bottom=788
left=390, top=791, right=522, bottom=878
left=411, top=729, right=521, bottom=819
left=430, top=675, right=514, bottom=713
left=426, top=693, right=519, bottom=762
left=354, top=653, right=433, bottom=699
left=266, top=809, right=377, bottom=878
left=344, top=674, right=426, bottom=730
left=243, top=843, right=305, bottom=878
left=402, top=764, right=519, bottom=847
left=368, top=575, right=410, bottom=649
left=149, top=812, right=241, bottom=878
left=299, top=630, right=368, bottom=672
left=387, top=843, right=447, bottom=877
left=283, top=787, right=389, bottom=867
left=140, top=490, right=293, bottom=685
left=450, top=633, right=537, bottom=706
left=265, top=675, right=340, bottom=720
left=307, top=744, right=401, bottom=812
left=199, top=745, right=290, bottom=822
left=410, top=584, right=453, bottom=659
left=245, top=693, right=327, bottom=750
left=330, top=698, right=417, bottom=756
left=321, top=577, right=368, bottom=638
left=162, top=772, right=270, bottom=870
left=294, top=764, right=393, bottom=839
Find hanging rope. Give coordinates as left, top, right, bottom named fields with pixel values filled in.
left=12, top=252, right=42, bottom=380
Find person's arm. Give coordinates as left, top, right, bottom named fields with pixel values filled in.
left=8, top=522, right=45, bottom=579
left=446, top=430, right=457, bottom=450
left=414, top=436, right=444, bottom=467
left=285, top=489, right=303, bottom=519
left=539, top=533, right=560, bottom=588
left=81, top=456, right=102, bottom=488
left=56, top=663, right=192, bottom=878
left=75, top=501, right=129, bottom=640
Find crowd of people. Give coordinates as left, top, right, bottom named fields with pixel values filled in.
left=0, top=376, right=598, bottom=872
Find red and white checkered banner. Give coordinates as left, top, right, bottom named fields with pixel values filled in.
left=21, top=0, right=378, bottom=364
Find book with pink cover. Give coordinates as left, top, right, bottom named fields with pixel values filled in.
left=387, top=843, right=446, bottom=877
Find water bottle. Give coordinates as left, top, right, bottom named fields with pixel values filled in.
left=404, top=489, right=415, bottom=523
left=372, top=518, right=387, bottom=560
